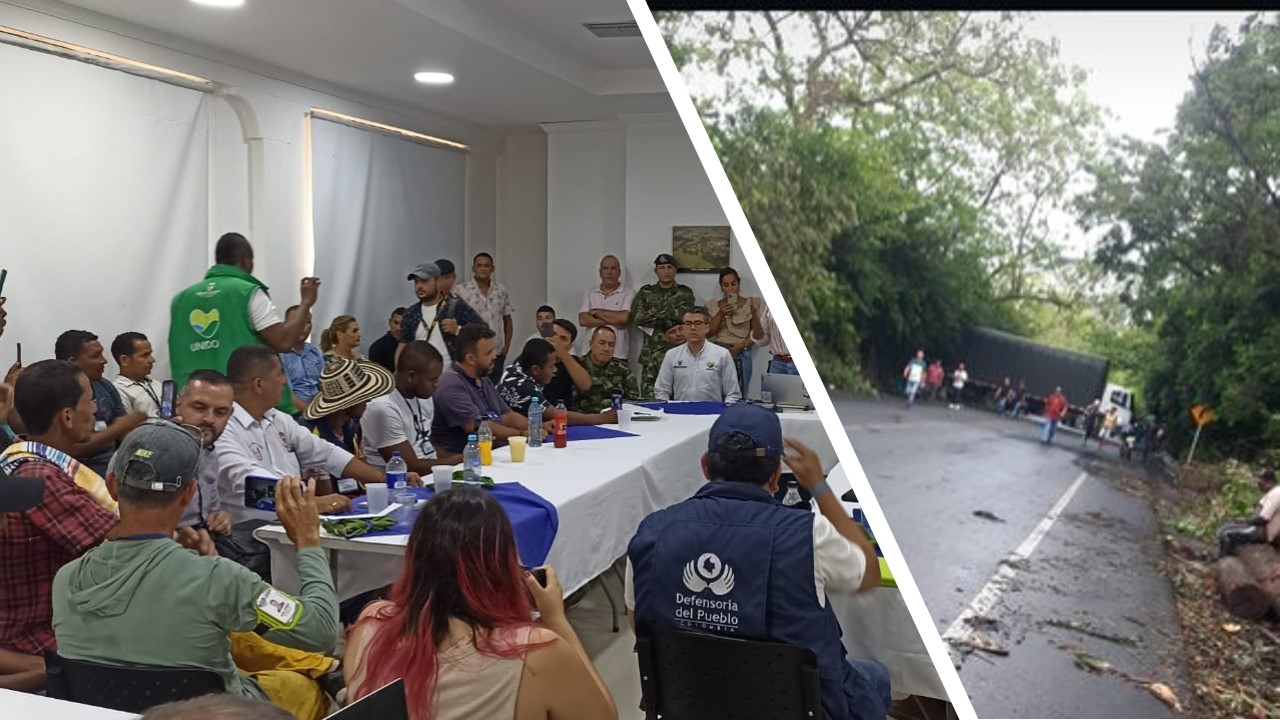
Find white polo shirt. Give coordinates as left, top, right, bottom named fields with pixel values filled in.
left=215, top=402, right=354, bottom=523
left=653, top=342, right=742, bottom=403
left=578, top=284, right=636, bottom=358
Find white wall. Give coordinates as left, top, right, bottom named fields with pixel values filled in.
left=539, top=115, right=768, bottom=395
left=0, top=1, right=498, bottom=329
left=496, top=131, right=549, bottom=345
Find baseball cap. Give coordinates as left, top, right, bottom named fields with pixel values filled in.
left=407, top=262, right=440, bottom=281
left=0, top=468, right=46, bottom=512
left=115, top=420, right=202, bottom=492
left=708, top=403, right=783, bottom=458
left=654, top=253, right=676, bottom=266
left=434, top=258, right=456, bottom=276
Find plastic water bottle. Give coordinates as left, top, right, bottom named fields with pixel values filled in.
left=528, top=397, right=544, bottom=448
left=385, top=451, right=408, bottom=490
left=553, top=400, right=568, bottom=449
left=463, top=434, right=481, bottom=482
left=477, top=420, right=494, bottom=466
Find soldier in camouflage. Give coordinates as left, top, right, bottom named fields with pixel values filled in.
left=631, top=253, right=695, bottom=398
left=575, top=326, right=640, bottom=413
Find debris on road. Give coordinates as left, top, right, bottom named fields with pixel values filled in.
left=1044, top=617, right=1140, bottom=647
left=951, top=634, right=1009, bottom=656
left=1145, top=682, right=1183, bottom=713
left=973, top=509, right=1006, bottom=523
left=1072, top=650, right=1112, bottom=674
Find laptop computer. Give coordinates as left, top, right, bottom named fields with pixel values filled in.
left=760, top=373, right=814, bottom=410
left=325, top=678, right=408, bottom=720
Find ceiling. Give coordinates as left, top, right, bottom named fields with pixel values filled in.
left=46, top=0, right=672, bottom=129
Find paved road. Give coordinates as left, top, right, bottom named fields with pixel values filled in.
left=837, top=395, right=1188, bottom=719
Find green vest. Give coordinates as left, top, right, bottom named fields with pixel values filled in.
left=168, top=265, right=294, bottom=413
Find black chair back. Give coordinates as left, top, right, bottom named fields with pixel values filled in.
left=45, top=650, right=226, bottom=713
left=635, top=622, right=824, bottom=720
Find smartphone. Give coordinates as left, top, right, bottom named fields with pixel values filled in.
left=15, top=342, right=20, bottom=366
left=522, top=566, right=548, bottom=587
left=0, top=268, right=7, bottom=297
left=159, top=380, right=176, bottom=419
left=538, top=322, right=554, bottom=338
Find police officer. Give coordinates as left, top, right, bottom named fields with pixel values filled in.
left=625, top=404, right=890, bottom=720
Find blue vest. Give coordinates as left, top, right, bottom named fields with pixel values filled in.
left=629, top=481, right=879, bottom=720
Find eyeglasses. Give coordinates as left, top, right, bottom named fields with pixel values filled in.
left=682, top=320, right=707, bottom=327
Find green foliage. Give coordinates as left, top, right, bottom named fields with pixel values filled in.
left=1171, top=460, right=1263, bottom=542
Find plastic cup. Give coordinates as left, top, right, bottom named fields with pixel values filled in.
left=618, top=407, right=632, bottom=430
left=365, top=483, right=388, bottom=514
left=509, top=435, right=527, bottom=462
left=390, top=490, right=417, bottom=523
left=432, top=465, right=453, bottom=492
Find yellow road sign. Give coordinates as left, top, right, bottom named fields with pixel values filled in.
left=1190, top=404, right=1215, bottom=428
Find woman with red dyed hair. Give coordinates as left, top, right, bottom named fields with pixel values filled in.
left=343, top=487, right=617, bottom=720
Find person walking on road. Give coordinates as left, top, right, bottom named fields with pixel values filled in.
left=925, top=360, right=944, bottom=402
left=903, top=350, right=926, bottom=407
left=948, top=363, right=968, bottom=411
left=1041, top=386, right=1068, bottom=444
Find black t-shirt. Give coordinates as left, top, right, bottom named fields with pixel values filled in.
left=368, top=333, right=398, bottom=372
left=544, top=362, right=576, bottom=411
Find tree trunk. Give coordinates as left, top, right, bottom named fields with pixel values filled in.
left=1234, top=544, right=1280, bottom=616
left=1215, top=556, right=1270, bottom=620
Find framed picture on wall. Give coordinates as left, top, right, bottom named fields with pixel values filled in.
left=671, top=225, right=731, bottom=273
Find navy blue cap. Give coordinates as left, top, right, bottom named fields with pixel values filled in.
left=708, top=403, right=783, bottom=458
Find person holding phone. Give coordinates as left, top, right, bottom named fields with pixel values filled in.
left=110, top=332, right=163, bottom=417
left=344, top=487, right=616, bottom=720
left=55, top=330, right=147, bottom=478
left=707, top=267, right=763, bottom=397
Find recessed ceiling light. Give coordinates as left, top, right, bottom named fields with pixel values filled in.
left=414, top=71, right=454, bottom=86
left=191, top=0, right=245, bottom=7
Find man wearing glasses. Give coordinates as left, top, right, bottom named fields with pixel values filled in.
left=654, top=307, right=742, bottom=404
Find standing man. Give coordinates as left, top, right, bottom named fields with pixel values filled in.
left=397, top=262, right=485, bottom=367
left=577, top=255, right=635, bottom=359
left=1041, top=386, right=1068, bottom=444
left=111, top=332, right=162, bottom=417
left=431, top=325, right=537, bottom=455
left=367, top=307, right=404, bottom=373
left=169, top=232, right=318, bottom=415
left=948, top=362, right=969, bottom=411
left=654, top=307, right=742, bottom=404
left=278, top=305, right=323, bottom=416
left=757, top=303, right=798, bottom=375
left=902, top=350, right=926, bottom=407
left=56, top=330, right=147, bottom=477
left=575, top=327, right=640, bottom=414
left=454, top=252, right=516, bottom=384
left=632, top=254, right=695, bottom=398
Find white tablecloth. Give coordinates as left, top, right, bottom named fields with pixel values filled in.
left=0, top=689, right=136, bottom=719
left=256, top=408, right=834, bottom=600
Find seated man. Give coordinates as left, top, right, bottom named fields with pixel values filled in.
left=361, top=341, right=459, bottom=474
left=53, top=421, right=339, bottom=720
left=300, top=357, right=394, bottom=456
left=574, top=326, right=640, bottom=414
left=0, top=360, right=119, bottom=692
left=431, top=324, right=539, bottom=454
left=55, top=330, right=147, bottom=477
left=653, top=307, right=742, bottom=404
left=280, top=305, right=324, bottom=416
left=110, top=332, right=162, bottom=417
left=366, top=307, right=404, bottom=373
left=216, top=345, right=414, bottom=527
left=626, top=404, right=888, bottom=720
left=498, top=338, right=617, bottom=425
left=172, top=370, right=236, bottom=560
left=543, top=318, right=591, bottom=410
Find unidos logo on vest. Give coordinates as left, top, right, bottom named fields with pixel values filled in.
left=682, top=552, right=735, bottom=596
left=189, top=309, right=221, bottom=339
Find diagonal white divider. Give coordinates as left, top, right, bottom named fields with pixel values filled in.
left=624, top=3, right=980, bottom=718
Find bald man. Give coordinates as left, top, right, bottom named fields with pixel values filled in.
left=577, top=255, right=635, bottom=359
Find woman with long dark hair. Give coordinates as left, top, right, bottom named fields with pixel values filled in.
left=343, top=487, right=616, bottom=720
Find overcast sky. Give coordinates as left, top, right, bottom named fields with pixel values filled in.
left=1023, top=11, right=1257, bottom=143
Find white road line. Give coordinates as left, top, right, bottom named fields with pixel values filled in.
left=942, top=471, right=1091, bottom=652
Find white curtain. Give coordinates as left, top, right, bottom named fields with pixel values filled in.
left=309, top=117, right=467, bottom=349
left=0, top=43, right=210, bottom=380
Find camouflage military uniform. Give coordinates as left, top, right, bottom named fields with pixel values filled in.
left=631, top=282, right=696, bottom=398
left=575, top=354, right=640, bottom=413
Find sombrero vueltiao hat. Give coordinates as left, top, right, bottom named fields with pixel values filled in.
left=303, top=356, right=394, bottom=420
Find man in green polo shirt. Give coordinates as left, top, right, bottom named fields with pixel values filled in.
left=169, top=233, right=318, bottom=414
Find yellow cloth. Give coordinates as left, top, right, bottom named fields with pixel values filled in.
left=230, top=632, right=333, bottom=720
left=0, top=441, right=117, bottom=513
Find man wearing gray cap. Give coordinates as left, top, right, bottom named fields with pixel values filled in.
left=396, top=261, right=485, bottom=368
left=53, top=420, right=340, bottom=718
left=625, top=404, right=889, bottom=720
